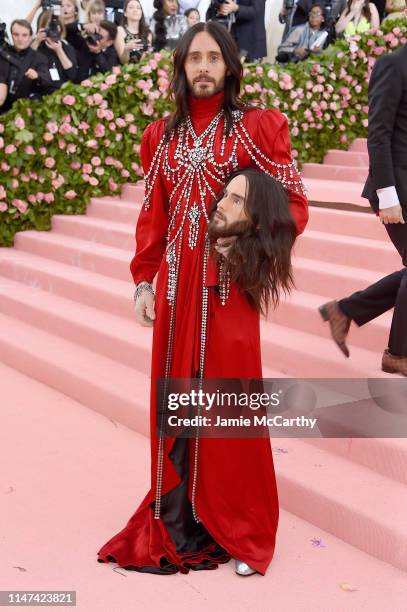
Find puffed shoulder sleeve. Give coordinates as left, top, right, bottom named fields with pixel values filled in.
left=257, top=109, right=309, bottom=235
left=129, top=120, right=169, bottom=285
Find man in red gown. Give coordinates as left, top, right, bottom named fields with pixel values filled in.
left=97, top=21, right=308, bottom=576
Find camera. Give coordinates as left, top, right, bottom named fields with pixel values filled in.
left=41, top=0, right=62, bottom=9
left=85, top=32, right=103, bottom=46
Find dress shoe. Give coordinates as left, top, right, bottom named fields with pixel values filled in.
left=382, top=349, right=407, bottom=376
left=234, top=559, right=258, bottom=576
left=319, top=300, right=351, bottom=358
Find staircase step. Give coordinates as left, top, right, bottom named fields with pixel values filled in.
left=271, top=289, right=390, bottom=353
left=306, top=206, right=386, bottom=242
left=0, top=277, right=152, bottom=373
left=121, top=182, right=145, bottom=200
left=87, top=198, right=141, bottom=223
left=273, top=437, right=407, bottom=571
left=293, top=256, right=388, bottom=297
left=304, top=177, right=369, bottom=208
left=0, top=311, right=150, bottom=435
left=304, top=437, right=407, bottom=486
left=14, top=230, right=131, bottom=282
left=259, top=321, right=394, bottom=378
left=295, top=229, right=401, bottom=273
left=323, top=149, right=369, bottom=167
left=51, top=214, right=135, bottom=251
left=349, top=138, right=368, bottom=153
left=0, top=248, right=133, bottom=319
left=302, top=163, right=368, bottom=183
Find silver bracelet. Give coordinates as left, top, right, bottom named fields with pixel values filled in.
left=134, top=281, right=154, bottom=302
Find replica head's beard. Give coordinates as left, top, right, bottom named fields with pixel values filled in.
left=207, top=209, right=252, bottom=241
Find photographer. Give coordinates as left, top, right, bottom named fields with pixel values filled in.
left=276, top=2, right=329, bottom=62
left=31, top=10, right=78, bottom=92
left=85, top=20, right=119, bottom=76
left=116, top=0, right=152, bottom=64
left=0, top=60, right=7, bottom=109
left=1, top=19, right=52, bottom=114
left=206, top=0, right=267, bottom=61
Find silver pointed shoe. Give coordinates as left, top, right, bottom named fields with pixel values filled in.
left=234, top=559, right=258, bottom=576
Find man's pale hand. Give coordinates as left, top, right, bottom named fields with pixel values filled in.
left=25, top=68, right=39, bottom=80
left=214, top=235, right=238, bottom=257
left=379, top=205, right=405, bottom=224
left=135, top=289, right=156, bottom=326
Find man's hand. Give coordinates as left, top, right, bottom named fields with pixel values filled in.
left=214, top=235, right=238, bottom=257
left=294, top=47, right=308, bottom=59
left=134, top=288, right=156, bottom=326
left=379, top=205, right=405, bottom=224
left=25, top=68, right=39, bottom=80
left=218, top=0, right=238, bottom=16
left=45, top=38, right=63, bottom=52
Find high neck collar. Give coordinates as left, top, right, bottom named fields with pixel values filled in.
left=187, top=91, right=225, bottom=119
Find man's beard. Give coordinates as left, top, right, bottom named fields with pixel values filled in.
left=189, top=77, right=223, bottom=99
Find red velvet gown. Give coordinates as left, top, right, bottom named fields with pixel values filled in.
left=97, top=92, right=309, bottom=575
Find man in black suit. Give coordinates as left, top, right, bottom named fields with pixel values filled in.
left=319, top=35, right=407, bottom=376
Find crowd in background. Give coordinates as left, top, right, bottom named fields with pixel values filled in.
left=0, top=0, right=405, bottom=114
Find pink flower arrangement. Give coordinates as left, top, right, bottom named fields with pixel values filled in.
left=62, top=95, right=76, bottom=106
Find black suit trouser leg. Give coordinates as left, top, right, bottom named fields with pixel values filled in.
left=337, top=221, right=407, bottom=356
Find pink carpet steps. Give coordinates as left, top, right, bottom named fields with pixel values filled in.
left=302, top=137, right=371, bottom=209
left=2, top=362, right=406, bottom=611
left=1, top=138, right=407, bottom=598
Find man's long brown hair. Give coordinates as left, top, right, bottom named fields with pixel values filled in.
left=165, top=21, right=251, bottom=138
left=209, top=169, right=297, bottom=316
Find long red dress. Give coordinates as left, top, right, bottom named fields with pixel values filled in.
left=97, top=92, right=309, bottom=575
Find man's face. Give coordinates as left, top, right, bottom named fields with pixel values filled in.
left=308, top=6, right=324, bottom=28
left=98, top=27, right=113, bottom=49
left=208, top=174, right=251, bottom=238
left=11, top=24, right=32, bottom=51
left=184, top=31, right=228, bottom=99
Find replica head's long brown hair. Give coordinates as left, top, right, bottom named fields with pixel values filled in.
left=209, top=169, right=297, bottom=316
left=164, top=21, right=252, bottom=138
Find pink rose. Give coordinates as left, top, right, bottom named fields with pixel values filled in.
left=112, top=65, right=121, bottom=74
left=43, top=132, right=54, bottom=142
left=11, top=179, right=19, bottom=189
left=105, top=109, right=114, bottom=121
left=46, top=121, right=59, bottom=134
left=14, top=116, right=25, bottom=129
left=44, top=193, right=54, bottom=203
left=28, top=194, right=36, bottom=204
left=81, top=79, right=93, bottom=87
left=82, top=163, right=92, bottom=174
left=95, top=167, right=104, bottom=176
left=65, top=190, right=77, bottom=199
left=45, top=157, right=56, bottom=169
left=127, top=86, right=134, bottom=94
left=94, top=124, right=105, bottom=138
left=93, top=93, right=103, bottom=105
left=105, top=156, right=115, bottom=166
left=67, top=143, right=77, bottom=154
left=5, top=144, right=16, bottom=155
left=116, top=118, right=126, bottom=128
left=86, top=139, right=98, bottom=149
left=0, top=185, right=6, bottom=199
left=39, top=147, right=47, bottom=155
left=12, top=199, right=28, bottom=213
left=89, top=176, right=99, bottom=186
left=25, top=145, right=35, bottom=155
left=62, top=95, right=76, bottom=106
left=105, top=74, right=117, bottom=86
left=0, top=137, right=4, bottom=148
left=0, top=202, right=8, bottom=212
left=71, top=162, right=81, bottom=170
left=108, top=177, right=118, bottom=191
left=91, top=156, right=101, bottom=166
